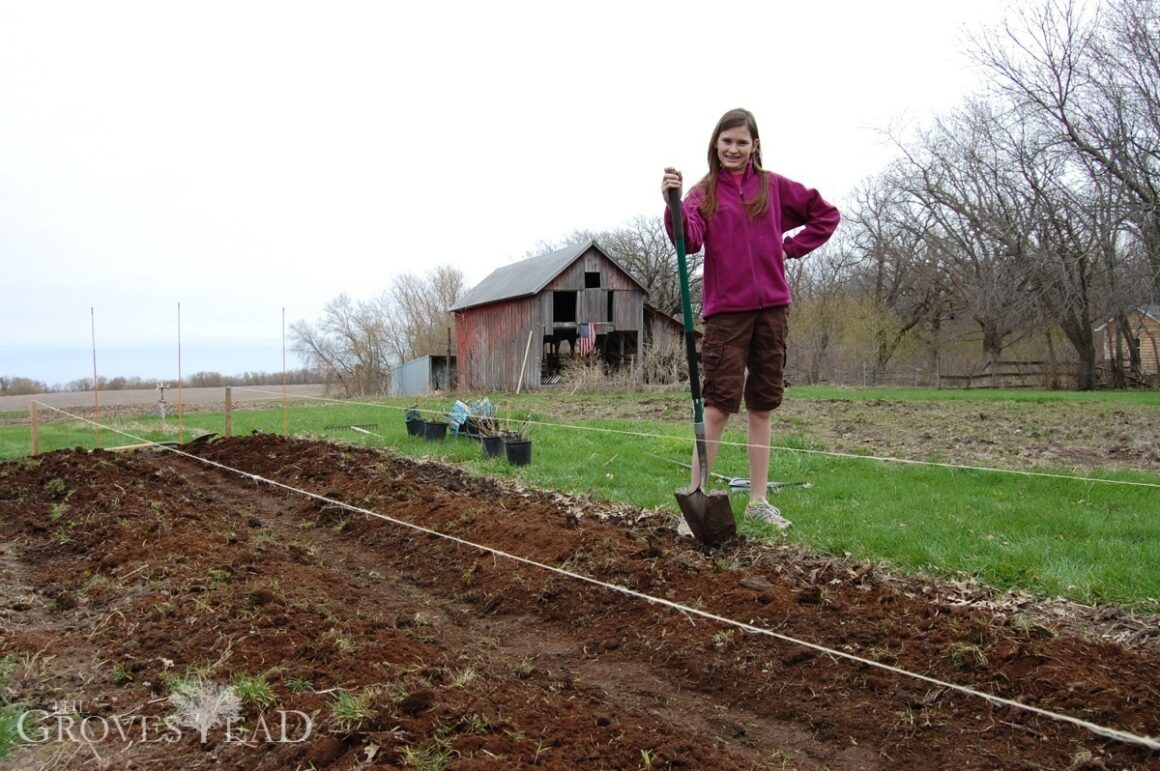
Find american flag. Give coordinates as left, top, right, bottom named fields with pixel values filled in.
left=577, top=322, right=595, bottom=355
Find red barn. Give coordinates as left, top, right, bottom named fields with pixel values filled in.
left=451, top=241, right=663, bottom=391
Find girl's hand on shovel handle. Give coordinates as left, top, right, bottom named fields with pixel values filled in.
left=661, top=167, right=683, bottom=200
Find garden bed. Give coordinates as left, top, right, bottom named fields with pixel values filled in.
left=0, top=434, right=1157, bottom=768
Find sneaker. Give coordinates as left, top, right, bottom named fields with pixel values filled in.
left=676, top=518, right=693, bottom=537
left=745, top=500, right=792, bottom=530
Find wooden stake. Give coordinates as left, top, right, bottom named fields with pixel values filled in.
left=516, top=329, right=534, bottom=394
left=30, top=401, right=39, bottom=455
left=282, top=307, right=289, bottom=436
left=225, top=386, right=233, bottom=438
left=177, top=301, right=184, bottom=443
left=91, top=307, right=101, bottom=449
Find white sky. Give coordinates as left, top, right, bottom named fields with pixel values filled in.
left=0, top=0, right=1011, bottom=385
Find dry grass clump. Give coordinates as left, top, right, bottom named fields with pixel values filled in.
left=561, top=337, right=690, bottom=394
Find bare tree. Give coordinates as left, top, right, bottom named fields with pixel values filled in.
left=0, top=376, right=48, bottom=396
left=290, top=294, right=391, bottom=397
left=596, top=216, right=705, bottom=317
left=1022, top=144, right=1130, bottom=389
left=290, top=266, right=465, bottom=397
left=788, top=228, right=859, bottom=383
left=538, top=220, right=707, bottom=318
left=842, top=173, right=947, bottom=372
left=964, top=0, right=1160, bottom=387
left=383, top=265, right=465, bottom=364
left=973, top=0, right=1160, bottom=287
left=892, top=100, right=1043, bottom=378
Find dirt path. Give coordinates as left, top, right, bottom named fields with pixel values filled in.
left=1, top=435, right=1157, bottom=769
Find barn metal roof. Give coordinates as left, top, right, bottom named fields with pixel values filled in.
left=449, top=241, right=645, bottom=312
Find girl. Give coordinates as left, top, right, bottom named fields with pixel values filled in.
left=662, top=108, right=840, bottom=530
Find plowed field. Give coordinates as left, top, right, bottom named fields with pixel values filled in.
left=1, top=434, right=1157, bottom=769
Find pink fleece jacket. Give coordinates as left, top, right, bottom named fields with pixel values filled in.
left=665, top=165, right=840, bottom=318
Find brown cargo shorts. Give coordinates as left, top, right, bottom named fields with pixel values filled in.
left=700, top=306, right=789, bottom=414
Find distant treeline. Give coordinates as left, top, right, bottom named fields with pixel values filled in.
left=0, top=369, right=319, bottom=396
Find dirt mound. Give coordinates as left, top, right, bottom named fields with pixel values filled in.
left=1, top=435, right=1157, bottom=769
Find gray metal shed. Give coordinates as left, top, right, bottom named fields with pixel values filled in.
left=389, top=355, right=456, bottom=398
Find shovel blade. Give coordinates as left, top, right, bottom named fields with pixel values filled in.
left=675, top=487, right=736, bottom=545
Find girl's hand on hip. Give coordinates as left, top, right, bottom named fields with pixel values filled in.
left=661, top=167, right=683, bottom=200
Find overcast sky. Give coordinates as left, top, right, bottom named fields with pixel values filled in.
left=0, top=0, right=1011, bottom=386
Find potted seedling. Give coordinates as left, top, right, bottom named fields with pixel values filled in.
left=476, top=415, right=505, bottom=460
left=503, top=416, right=534, bottom=466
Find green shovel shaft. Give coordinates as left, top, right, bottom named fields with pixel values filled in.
left=667, top=188, right=705, bottom=426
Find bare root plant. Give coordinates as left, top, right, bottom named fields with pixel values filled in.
left=473, top=415, right=501, bottom=437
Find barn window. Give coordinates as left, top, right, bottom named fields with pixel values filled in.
left=607, top=291, right=614, bottom=322
left=554, top=291, right=578, bottom=322
left=585, top=272, right=601, bottom=288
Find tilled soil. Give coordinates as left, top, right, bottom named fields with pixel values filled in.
left=1, top=434, right=1158, bottom=770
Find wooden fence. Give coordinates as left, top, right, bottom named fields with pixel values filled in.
left=788, top=361, right=1074, bottom=389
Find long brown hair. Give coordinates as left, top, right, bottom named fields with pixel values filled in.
left=696, top=108, right=770, bottom=221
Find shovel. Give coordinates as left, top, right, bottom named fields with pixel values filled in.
left=667, top=184, right=736, bottom=545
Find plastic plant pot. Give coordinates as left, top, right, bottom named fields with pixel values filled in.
left=504, top=439, right=532, bottom=466
left=482, top=434, right=505, bottom=459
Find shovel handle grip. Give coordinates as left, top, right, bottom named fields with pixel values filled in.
left=667, top=187, right=684, bottom=242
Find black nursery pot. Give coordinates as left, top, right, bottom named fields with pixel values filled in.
left=481, top=435, right=505, bottom=459
left=504, top=439, right=532, bottom=466
left=406, top=419, right=425, bottom=437
left=423, top=420, right=448, bottom=441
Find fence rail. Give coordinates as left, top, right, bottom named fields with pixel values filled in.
left=787, top=361, right=1078, bottom=389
